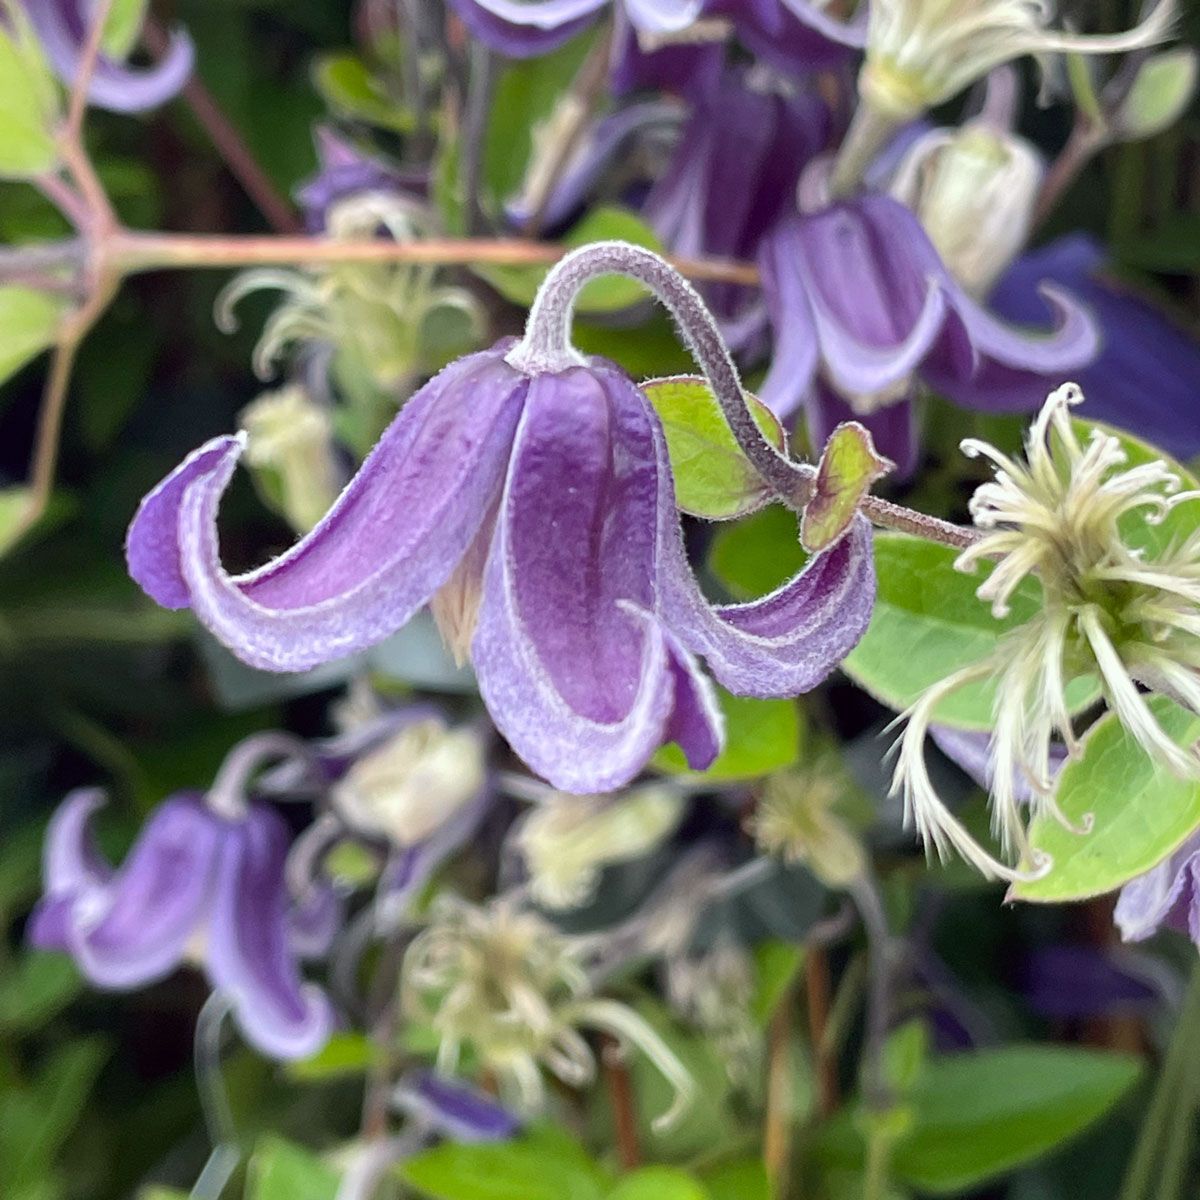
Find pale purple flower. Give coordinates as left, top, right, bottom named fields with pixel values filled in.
left=23, top=0, right=193, bottom=113
left=1116, top=831, right=1200, bottom=948
left=296, top=126, right=427, bottom=234
left=446, top=0, right=705, bottom=59
left=396, top=1072, right=522, bottom=1142
left=990, top=234, right=1200, bottom=462
left=29, top=789, right=337, bottom=1060
left=758, top=194, right=1100, bottom=475
left=644, top=71, right=828, bottom=353
left=126, top=341, right=875, bottom=793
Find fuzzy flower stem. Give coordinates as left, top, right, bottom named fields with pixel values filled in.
left=829, top=103, right=903, bottom=198
left=511, top=241, right=981, bottom=550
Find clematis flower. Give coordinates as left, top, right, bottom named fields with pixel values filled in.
left=859, top=0, right=1175, bottom=120
left=29, top=786, right=338, bottom=1059
left=1116, top=831, right=1200, bottom=948
left=758, top=193, right=1099, bottom=475
left=644, top=69, right=829, bottom=353
left=22, top=0, right=193, bottom=113
left=893, top=384, right=1200, bottom=881
left=990, top=234, right=1200, bottom=462
left=395, top=1072, right=522, bottom=1143
left=719, top=0, right=865, bottom=74
left=126, top=336, right=875, bottom=794
left=445, top=0, right=705, bottom=59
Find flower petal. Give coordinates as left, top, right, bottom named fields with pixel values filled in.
left=445, top=0, right=601, bottom=55
left=396, top=1072, right=523, bottom=1143
left=472, top=366, right=677, bottom=791
left=663, top=637, right=724, bottom=770
left=206, top=804, right=336, bottom=1060
left=623, top=0, right=705, bottom=34
left=25, top=1, right=193, bottom=113
left=50, top=793, right=221, bottom=989
left=127, top=348, right=526, bottom=672
left=990, top=235, right=1200, bottom=457
left=758, top=221, right=820, bottom=418
left=659, top=506, right=876, bottom=697
left=1115, top=833, right=1200, bottom=947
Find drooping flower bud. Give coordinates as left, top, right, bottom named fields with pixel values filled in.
left=332, top=716, right=487, bottom=848
left=890, top=122, right=1043, bottom=297
left=514, top=783, right=685, bottom=910
left=239, top=385, right=341, bottom=534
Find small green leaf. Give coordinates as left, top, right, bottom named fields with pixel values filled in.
left=101, top=0, right=149, bottom=58
left=286, top=1032, right=375, bottom=1081
left=402, top=1125, right=609, bottom=1200
left=642, top=376, right=786, bottom=520
left=655, top=688, right=800, bottom=781
left=1012, top=697, right=1200, bottom=902
left=890, top=1046, right=1141, bottom=1194
left=749, top=941, right=804, bottom=1027
left=247, top=1136, right=341, bottom=1200
left=801, top=421, right=890, bottom=552
left=700, top=1160, right=772, bottom=1200
left=607, top=1168, right=709, bottom=1200
left=0, top=286, right=66, bottom=386
left=843, top=534, right=1098, bottom=729
left=0, top=15, right=61, bottom=177
left=475, top=206, right=664, bottom=315
left=1113, top=49, right=1198, bottom=143
left=311, top=54, right=413, bottom=133
left=0, top=954, right=81, bottom=1035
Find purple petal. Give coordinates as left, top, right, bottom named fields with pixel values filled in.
left=396, top=1072, right=522, bottom=1142
left=931, top=726, right=1068, bottom=804
left=792, top=200, right=949, bottom=398
left=808, top=383, right=919, bottom=481
left=663, top=637, right=724, bottom=770
left=990, top=235, right=1200, bottom=458
left=206, top=804, right=336, bottom=1060
left=657, top=421, right=876, bottom=701
left=445, top=0, right=601, bottom=55
left=609, top=19, right=724, bottom=96
left=719, top=0, right=864, bottom=73
left=622, top=0, right=705, bottom=33
left=1116, top=832, right=1200, bottom=947
left=126, top=347, right=526, bottom=672
left=25, top=1, right=193, bottom=113
left=757, top=222, right=820, bottom=418
left=45, top=793, right=221, bottom=989
left=472, top=365, right=683, bottom=791
left=1022, top=946, right=1157, bottom=1020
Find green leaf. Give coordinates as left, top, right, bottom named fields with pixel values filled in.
left=801, top=421, right=890, bottom=552
left=1012, top=697, right=1200, bottom=902
left=709, top=504, right=807, bottom=600
left=286, top=1032, right=374, bottom=1082
left=890, top=1046, right=1141, bottom=1194
left=749, top=941, right=804, bottom=1027
left=311, top=54, right=413, bottom=133
left=475, top=206, right=664, bottom=315
left=700, top=1160, right=772, bottom=1200
left=844, top=534, right=1098, bottom=729
left=0, top=286, right=66, bottom=387
left=0, top=15, right=60, bottom=177
left=607, top=1168, right=709, bottom=1200
left=401, top=1125, right=610, bottom=1200
left=655, top=688, right=801, bottom=781
left=247, top=1136, right=341, bottom=1200
left=1113, top=48, right=1198, bottom=142
left=641, top=376, right=786, bottom=519
left=101, top=0, right=149, bottom=58
left=0, top=954, right=81, bottom=1035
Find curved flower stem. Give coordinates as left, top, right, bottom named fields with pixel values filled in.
left=206, top=731, right=322, bottom=821
left=510, top=240, right=981, bottom=550
left=829, top=102, right=903, bottom=199
left=66, top=0, right=114, bottom=142
left=191, top=993, right=241, bottom=1200
left=847, top=872, right=897, bottom=1113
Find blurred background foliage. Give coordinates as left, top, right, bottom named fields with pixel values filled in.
left=0, top=1, right=1199, bottom=1199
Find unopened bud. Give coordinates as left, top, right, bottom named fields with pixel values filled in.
left=333, top=718, right=486, bottom=847
left=517, top=785, right=685, bottom=910
left=891, top=122, right=1042, bottom=297
left=1110, top=48, right=1197, bottom=142
left=239, top=385, right=340, bottom=534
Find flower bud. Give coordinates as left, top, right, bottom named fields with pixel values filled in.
left=239, top=385, right=340, bottom=534
left=890, top=122, right=1042, bottom=297
left=332, top=717, right=486, bottom=847
left=515, top=784, right=685, bottom=910
left=1110, top=48, right=1198, bottom=142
